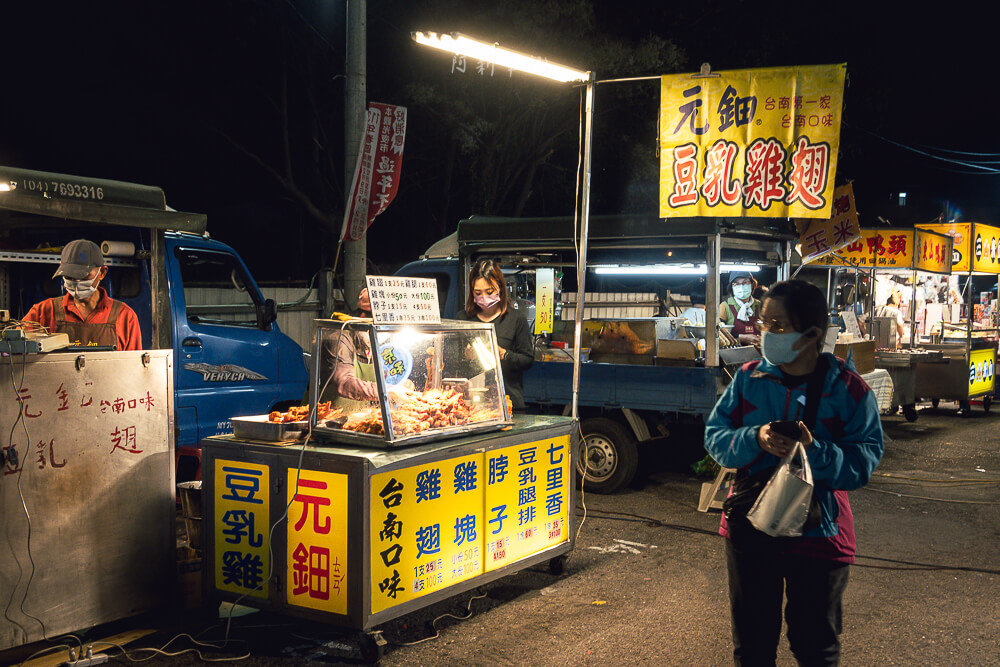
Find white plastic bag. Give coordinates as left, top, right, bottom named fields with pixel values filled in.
left=747, top=441, right=814, bottom=537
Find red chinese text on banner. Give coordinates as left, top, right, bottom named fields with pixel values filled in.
left=340, top=103, right=407, bottom=242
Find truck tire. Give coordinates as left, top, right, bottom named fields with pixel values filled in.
left=578, top=417, right=638, bottom=494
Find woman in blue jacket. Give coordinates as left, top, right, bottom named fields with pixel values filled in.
left=705, top=280, right=883, bottom=666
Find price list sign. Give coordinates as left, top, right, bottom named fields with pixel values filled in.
left=365, top=275, right=440, bottom=324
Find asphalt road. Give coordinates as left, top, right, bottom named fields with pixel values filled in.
left=11, top=401, right=1000, bottom=666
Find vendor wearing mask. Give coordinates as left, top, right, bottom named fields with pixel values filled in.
left=719, top=271, right=762, bottom=346
left=23, top=239, right=142, bottom=350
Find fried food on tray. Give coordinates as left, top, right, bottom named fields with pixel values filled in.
left=267, top=401, right=342, bottom=423
left=340, top=387, right=501, bottom=436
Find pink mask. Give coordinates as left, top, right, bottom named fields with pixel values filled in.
left=474, top=292, right=501, bottom=310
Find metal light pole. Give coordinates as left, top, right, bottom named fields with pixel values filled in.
left=411, top=31, right=594, bottom=420
left=344, top=0, right=367, bottom=311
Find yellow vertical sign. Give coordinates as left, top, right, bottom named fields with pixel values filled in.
left=968, top=348, right=996, bottom=396
left=917, top=222, right=971, bottom=271
left=370, top=453, right=484, bottom=614
left=534, top=268, right=555, bottom=335
left=971, top=224, right=1000, bottom=274
left=913, top=229, right=952, bottom=274
left=214, top=460, right=270, bottom=598
left=286, top=469, right=349, bottom=615
left=484, top=436, right=571, bottom=572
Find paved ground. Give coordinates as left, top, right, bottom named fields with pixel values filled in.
left=9, top=401, right=1000, bottom=666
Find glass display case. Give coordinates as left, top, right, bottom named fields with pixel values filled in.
left=309, top=319, right=512, bottom=446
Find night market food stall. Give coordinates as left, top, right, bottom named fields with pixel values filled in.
left=818, top=227, right=954, bottom=421
left=202, top=281, right=576, bottom=657
left=912, top=222, right=1000, bottom=414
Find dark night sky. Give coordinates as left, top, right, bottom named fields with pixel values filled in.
left=1, top=1, right=996, bottom=282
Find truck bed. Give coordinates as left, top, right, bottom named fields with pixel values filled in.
left=522, top=360, right=724, bottom=416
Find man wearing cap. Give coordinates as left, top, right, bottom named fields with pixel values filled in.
left=22, top=239, right=142, bottom=350
left=718, top=271, right=762, bottom=346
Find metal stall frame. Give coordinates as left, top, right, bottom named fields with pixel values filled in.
left=453, top=214, right=798, bottom=370
left=202, top=414, right=578, bottom=635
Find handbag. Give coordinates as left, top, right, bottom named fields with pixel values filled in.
left=747, top=441, right=814, bottom=537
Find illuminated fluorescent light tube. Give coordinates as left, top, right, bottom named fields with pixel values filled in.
left=412, top=31, right=589, bottom=83
left=592, top=263, right=760, bottom=276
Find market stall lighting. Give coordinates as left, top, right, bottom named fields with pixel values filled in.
left=411, top=31, right=589, bottom=83
left=593, top=263, right=762, bottom=276
left=0, top=183, right=10, bottom=192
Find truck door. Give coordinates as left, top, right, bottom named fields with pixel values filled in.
left=168, top=244, right=284, bottom=445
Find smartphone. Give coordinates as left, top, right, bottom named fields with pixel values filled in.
left=770, top=420, right=802, bottom=440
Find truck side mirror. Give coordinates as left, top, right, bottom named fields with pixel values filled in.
left=259, top=298, right=278, bottom=328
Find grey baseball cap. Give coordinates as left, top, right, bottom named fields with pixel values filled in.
left=52, top=239, right=106, bottom=279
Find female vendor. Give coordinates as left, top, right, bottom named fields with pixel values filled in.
left=457, top=259, right=533, bottom=412
left=719, top=271, right=762, bottom=346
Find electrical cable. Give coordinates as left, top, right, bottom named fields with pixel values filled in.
left=387, top=591, right=488, bottom=647
left=220, top=317, right=354, bottom=646
left=579, top=504, right=1000, bottom=574
left=860, top=486, right=1000, bottom=505
left=845, top=123, right=1000, bottom=174
left=11, top=642, right=73, bottom=667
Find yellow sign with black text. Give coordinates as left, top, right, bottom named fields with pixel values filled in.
left=286, top=468, right=349, bottom=614
left=214, top=460, right=270, bottom=598
left=659, top=64, right=846, bottom=219
left=968, top=348, right=996, bottom=397
left=971, top=224, right=1000, bottom=274
left=368, top=437, right=571, bottom=614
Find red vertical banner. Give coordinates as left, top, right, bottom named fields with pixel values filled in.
left=341, top=102, right=407, bottom=242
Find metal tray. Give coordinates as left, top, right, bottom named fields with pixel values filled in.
left=232, top=415, right=307, bottom=442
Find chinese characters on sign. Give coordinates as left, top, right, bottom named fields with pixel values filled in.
left=659, top=65, right=846, bottom=219
left=215, top=461, right=270, bottom=598
left=969, top=348, right=996, bottom=396
left=341, top=103, right=407, bottom=242
left=533, top=268, right=555, bottom=335
left=368, top=437, right=571, bottom=614
left=369, top=453, right=484, bottom=614
left=365, top=275, right=441, bottom=324
left=3, top=380, right=158, bottom=476
left=286, top=469, right=349, bottom=615
left=449, top=55, right=513, bottom=78
left=823, top=229, right=953, bottom=275
left=797, top=183, right=861, bottom=263
left=484, top=436, right=570, bottom=573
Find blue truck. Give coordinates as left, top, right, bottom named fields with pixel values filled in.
left=0, top=165, right=308, bottom=476
left=398, top=214, right=796, bottom=492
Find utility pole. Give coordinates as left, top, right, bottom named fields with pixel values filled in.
left=343, top=0, right=366, bottom=310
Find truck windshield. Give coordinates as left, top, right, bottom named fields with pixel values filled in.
left=176, top=249, right=259, bottom=327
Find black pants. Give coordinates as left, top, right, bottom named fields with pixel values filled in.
left=726, top=540, right=850, bottom=667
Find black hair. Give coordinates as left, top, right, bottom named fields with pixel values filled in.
left=765, top=280, right=828, bottom=350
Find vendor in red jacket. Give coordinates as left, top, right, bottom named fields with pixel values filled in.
left=22, top=239, right=142, bottom=350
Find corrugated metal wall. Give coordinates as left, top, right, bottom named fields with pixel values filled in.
left=184, top=286, right=325, bottom=352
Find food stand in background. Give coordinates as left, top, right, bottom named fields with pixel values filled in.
left=913, top=222, right=1000, bottom=414
left=201, top=277, right=576, bottom=659
left=815, top=228, right=953, bottom=421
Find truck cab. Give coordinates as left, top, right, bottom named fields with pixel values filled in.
left=0, top=165, right=308, bottom=467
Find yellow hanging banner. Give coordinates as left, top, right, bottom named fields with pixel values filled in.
left=659, top=64, right=846, bottom=219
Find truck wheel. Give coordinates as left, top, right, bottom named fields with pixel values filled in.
left=903, top=404, right=918, bottom=422
left=983, top=396, right=992, bottom=413
left=578, top=418, right=638, bottom=494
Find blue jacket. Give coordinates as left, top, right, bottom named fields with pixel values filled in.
left=704, top=352, right=884, bottom=560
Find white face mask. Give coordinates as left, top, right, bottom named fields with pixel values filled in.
left=760, top=330, right=805, bottom=366
left=63, top=277, right=97, bottom=300
left=733, top=284, right=752, bottom=301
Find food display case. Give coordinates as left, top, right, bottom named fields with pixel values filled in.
left=310, top=319, right=512, bottom=447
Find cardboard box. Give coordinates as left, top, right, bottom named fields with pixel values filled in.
left=834, top=340, right=875, bottom=374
